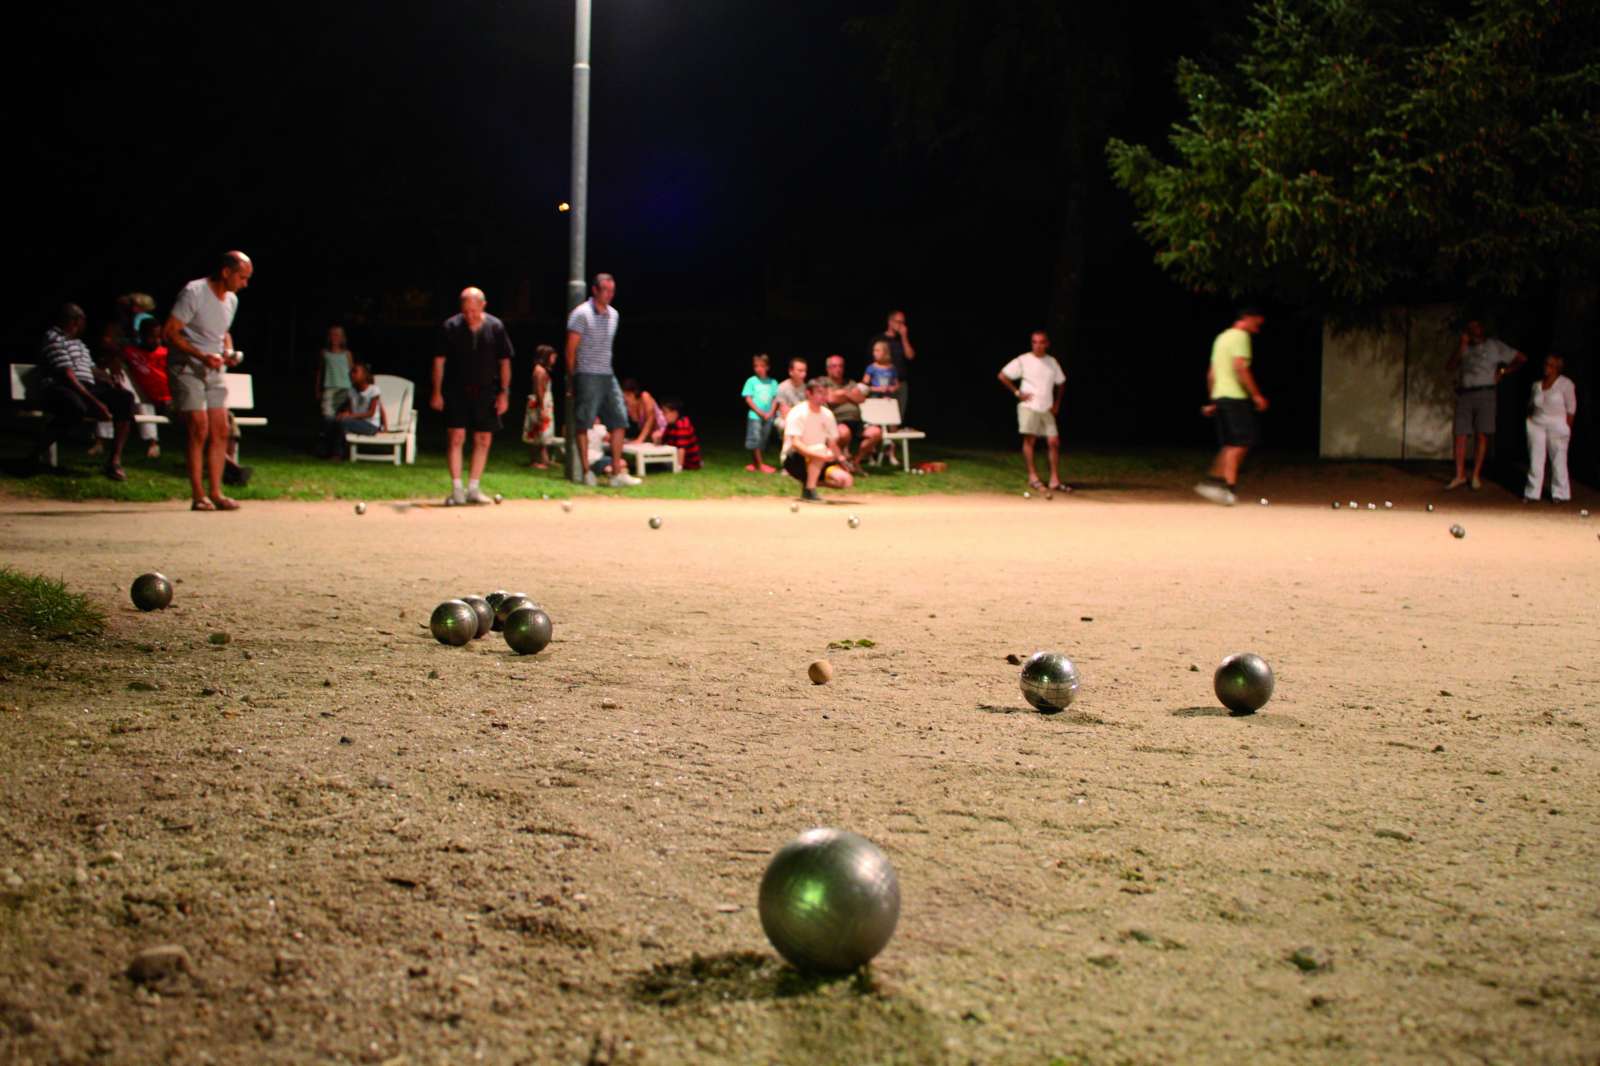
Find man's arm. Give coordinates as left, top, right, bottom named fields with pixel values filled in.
left=1051, top=380, right=1065, bottom=416
left=998, top=371, right=1025, bottom=401
left=565, top=330, right=581, bottom=376
left=494, top=355, right=511, bottom=417
left=1234, top=357, right=1268, bottom=411
left=898, top=329, right=915, bottom=362
left=429, top=355, right=446, bottom=411
left=1496, top=349, right=1528, bottom=382
left=162, top=314, right=222, bottom=368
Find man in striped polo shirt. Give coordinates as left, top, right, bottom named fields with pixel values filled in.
left=564, top=273, right=641, bottom=486
left=36, top=303, right=136, bottom=478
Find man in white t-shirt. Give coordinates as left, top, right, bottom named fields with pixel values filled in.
left=163, top=250, right=252, bottom=511
left=997, top=330, right=1067, bottom=491
left=782, top=379, right=854, bottom=502
left=1443, top=319, right=1526, bottom=490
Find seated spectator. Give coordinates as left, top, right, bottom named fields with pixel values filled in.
left=523, top=344, right=559, bottom=467
left=319, top=362, right=385, bottom=459
left=741, top=352, right=779, bottom=473
left=37, top=304, right=135, bottom=480
left=773, top=356, right=808, bottom=437
left=583, top=418, right=621, bottom=484
left=811, top=353, right=881, bottom=470
left=113, top=317, right=170, bottom=459
left=621, top=378, right=666, bottom=445
left=659, top=397, right=702, bottom=470
left=782, top=378, right=854, bottom=501
left=315, top=325, right=355, bottom=437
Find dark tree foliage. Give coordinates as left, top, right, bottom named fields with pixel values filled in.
left=1107, top=0, right=1600, bottom=314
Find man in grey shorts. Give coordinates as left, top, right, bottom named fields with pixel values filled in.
left=1444, top=319, right=1525, bottom=490
left=164, top=251, right=252, bottom=510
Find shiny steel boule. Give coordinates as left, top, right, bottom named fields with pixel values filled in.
left=354, top=501, right=367, bottom=515
left=460, top=595, right=494, bottom=640
left=1450, top=524, right=1466, bottom=539
left=648, top=516, right=662, bottom=529
left=429, top=600, right=478, bottom=646
left=1214, top=652, right=1274, bottom=714
left=130, top=572, right=173, bottom=612
left=502, top=606, right=552, bottom=655
left=493, top=593, right=536, bottom=631
left=847, top=515, right=860, bottom=528
left=758, top=828, right=900, bottom=975
left=485, top=590, right=509, bottom=612
left=1019, top=651, right=1080, bottom=713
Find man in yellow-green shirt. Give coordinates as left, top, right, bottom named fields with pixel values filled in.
left=1194, top=307, right=1268, bottom=506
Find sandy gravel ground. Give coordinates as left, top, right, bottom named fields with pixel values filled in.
left=1, top=477, right=1597, bottom=1065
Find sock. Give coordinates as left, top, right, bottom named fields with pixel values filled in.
left=452, top=478, right=464, bottom=491
left=467, top=479, right=480, bottom=492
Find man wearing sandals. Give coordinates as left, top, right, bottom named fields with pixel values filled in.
left=164, top=251, right=252, bottom=511
left=998, top=330, right=1067, bottom=493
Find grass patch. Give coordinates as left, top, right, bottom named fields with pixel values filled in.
left=0, top=425, right=1210, bottom=503
left=0, top=567, right=105, bottom=639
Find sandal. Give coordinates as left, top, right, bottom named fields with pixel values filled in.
left=1048, top=481, right=1069, bottom=493
left=209, top=495, right=241, bottom=511
left=190, top=498, right=216, bottom=511
left=1028, top=478, right=1045, bottom=490
left=103, top=463, right=127, bottom=482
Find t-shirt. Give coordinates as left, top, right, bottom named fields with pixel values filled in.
left=41, top=326, right=95, bottom=386
left=1209, top=328, right=1252, bottom=401
left=439, top=312, right=513, bottom=389
left=170, top=277, right=240, bottom=381
left=566, top=300, right=618, bottom=375
left=741, top=375, right=780, bottom=421
left=863, top=362, right=898, bottom=394
left=322, top=349, right=352, bottom=391
left=661, top=415, right=702, bottom=470
left=810, top=376, right=861, bottom=423
left=774, top=378, right=808, bottom=429
left=346, top=382, right=384, bottom=427
left=874, top=332, right=908, bottom=377
left=782, top=402, right=837, bottom=460
left=1459, top=338, right=1514, bottom=389
left=999, top=353, right=1066, bottom=413
left=120, top=343, right=170, bottom=404
left=1528, top=375, right=1577, bottom=425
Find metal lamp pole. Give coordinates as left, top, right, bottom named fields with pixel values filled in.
left=564, top=0, right=592, bottom=482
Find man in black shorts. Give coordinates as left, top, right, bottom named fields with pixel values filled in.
left=1195, top=308, right=1268, bottom=506
left=430, top=286, right=513, bottom=505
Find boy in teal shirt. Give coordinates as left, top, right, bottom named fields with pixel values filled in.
left=741, top=352, right=780, bottom=473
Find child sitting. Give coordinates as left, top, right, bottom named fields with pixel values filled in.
left=320, top=362, right=385, bottom=459
left=740, top=352, right=779, bottom=473
left=659, top=397, right=702, bottom=471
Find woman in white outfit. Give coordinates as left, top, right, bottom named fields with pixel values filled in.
left=1524, top=353, right=1577, bottom=502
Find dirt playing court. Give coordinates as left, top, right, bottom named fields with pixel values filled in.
left=1, top=480, right=1597, bottom=1065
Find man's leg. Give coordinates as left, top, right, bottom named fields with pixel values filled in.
left=856, top=426, right=883, bottom=465
left=205, top=407, right=230, bottom=501
left=446, top=428, right=466, bottom=481
left=805, top=455, right=824, bottom=489
left=469, top=432, right=493, bottom=481
left=185, top=410, right=210, bottom=501
left=1021, top=435, right=1039, bottom=483
left=1046, top=435, right=1062, bottom=485
left=1470, top=433, right=1490, bottom=485
left=1219, top=446, right=1247, bottom=487
left=610, top=427, right=626, bottom=470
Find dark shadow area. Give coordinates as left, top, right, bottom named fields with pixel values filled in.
left=1172, top=706, right=1253, bottom=719
left=629, top=950, right=872, bottom=1007
left=979, top=703, right=1107, bottom=725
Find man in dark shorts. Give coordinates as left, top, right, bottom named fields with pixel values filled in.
left=430, top=286, right=512, bottom=505
left=1195, top=308, right=1268, bottom=506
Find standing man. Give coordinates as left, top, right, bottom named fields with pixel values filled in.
left=1444, top=319, right=1526, bottom=490
left=164, top=251, right=251, bottom=511
left=997, top=330, right=1067, bottom=492
left=1195, top=307, right=1268, bottom=506
left=36, top=303, right=136, bottom=479
left=565, top=272, right=641, bottom=487
left=873, top=309, right=916, bottom=423
left=430, top=286, right=513, bottom=505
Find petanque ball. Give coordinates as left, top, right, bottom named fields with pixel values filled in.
left=808, top=659, right=833, bottom=685
left=502, top=606, right=552, bottom=655
left=648, top=516, right=662, bottom=529
left=429, top=600, right=478, bottom=646
left=1581, top=509, right=1589, bottom=518
left=561, top=501, right=573, bottom=513
left=130, top=572, right=173, bottom=612
left=1349, top=501, right=1358, bottom=509
left=1019, top=651, right=1080, bottom=713
left=1332, top=501, right=1341, bottom=509
left=354, top=501, right=367, bottom=515
left=758, top=828, right=900, bottom=975
left=494, top=593, right=536, bottom=631
left=790, top=502, right=800, bottom=513
left=460, top=595, right=494, bottom=640
left=1384, top=501, right=1393, bottom=509
left=848, top=515, right=860, bottom=529
left=1367, top=502, right=1376, bottom=510
left=1427, top=504, right=1435, bottom=512
left=493, top=493, right=503, bottom=505
left=1214, top=652, right=1274, bottom=714
left=1450, top=524, right=1466, bottom=539
left=1022, top=491, right=1031, bottom=499
left=1259, top=498, right=1269, bottom=506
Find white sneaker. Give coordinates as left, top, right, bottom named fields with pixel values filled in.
left=1194, top=482, right=1236, bottom=506
left=609, top=471, right=642, bottom=487
left=444, top=486, right=467, bottom=507
left=583, top=471, right=598, bottom=487
left=465, top=486, right=490, bottom=505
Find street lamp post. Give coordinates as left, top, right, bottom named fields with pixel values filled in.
left=564, top=0, right=592, bottom=482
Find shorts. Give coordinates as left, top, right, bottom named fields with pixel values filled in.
left=1453, top=388, right=1496, bottom=436
left=444, top=384, right=501, bottom=433
left=744, top=418, right=773, bottom=451
left=784, top=450, right=842, bottom=483
left=838, top=418, right=863, bottom=445
left=573, top=373, right=628, bottom=432
left=171, top=369, right=228, bottom=412
left=1213, top=398, right=1258, bottom=448
left=1017, top=406, right=1058, bottom=438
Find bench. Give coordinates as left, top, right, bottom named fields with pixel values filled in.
left=549, top=435, right=680, bottom=476
left=861, top=397, right=927, bottom=469
left=9, top=363, right=268, bottom=466
left=346, top=374, right=417, bottom=464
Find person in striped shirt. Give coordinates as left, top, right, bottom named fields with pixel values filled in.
left=658, top=397, right=702, bottom=471
left=37, top=304, right=135, bottom=479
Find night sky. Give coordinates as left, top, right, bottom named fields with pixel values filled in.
left=16, top=1, right=1308, bottom=447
